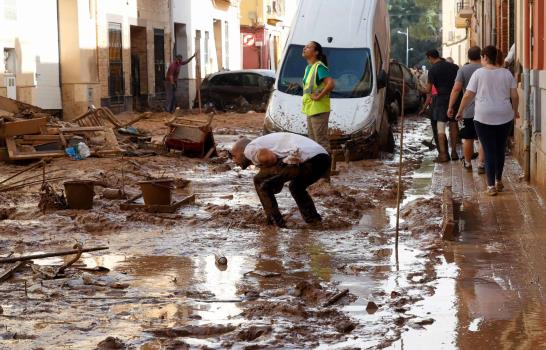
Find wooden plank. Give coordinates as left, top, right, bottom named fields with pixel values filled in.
left=0, top=261, right=23, bottom=282
left=120, top=194, right=195, bottom=213
left=0, top=95, right=43, bottom=114
left=4, top=117, right=48, bottom=137
left=22, top=135, right=62, bottom=141
left=59, top=126, right=106, bottom=132
left=0, top=246, right=109, bottom=264
left=5, top=137, right=65, bottom=160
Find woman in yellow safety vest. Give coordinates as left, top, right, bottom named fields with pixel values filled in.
left=302, top=41, right=335, bottom=154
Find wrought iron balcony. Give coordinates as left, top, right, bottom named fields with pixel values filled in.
left=456, top=0, right=473, bottom=19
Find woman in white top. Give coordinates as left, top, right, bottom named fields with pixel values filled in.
left=456, top=45, right=519, bottom=196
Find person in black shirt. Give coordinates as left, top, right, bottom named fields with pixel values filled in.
left=425, top=49, right=461, bottom=162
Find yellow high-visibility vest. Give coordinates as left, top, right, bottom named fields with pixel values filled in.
left=302, top=61, right=331, bottom=116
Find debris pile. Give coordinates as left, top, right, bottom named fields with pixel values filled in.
left=0, top=96, right=156, bottom=162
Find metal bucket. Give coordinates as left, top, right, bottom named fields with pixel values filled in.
left=64, top=180, right=95, bottom=209
left=138, top=178, right=174, bottom=206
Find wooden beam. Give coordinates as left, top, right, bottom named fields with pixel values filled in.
left=4, top=117, right=48, bottom=137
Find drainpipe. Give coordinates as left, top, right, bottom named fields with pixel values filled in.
left=523, top=0, right=532, bottom=181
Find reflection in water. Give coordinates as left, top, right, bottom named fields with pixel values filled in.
left=192, top=255, right=251, bottom=324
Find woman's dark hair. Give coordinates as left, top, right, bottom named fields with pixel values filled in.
left=482, top=45, right=502, bottom=65
left=310, top=41, right=328, bottom=66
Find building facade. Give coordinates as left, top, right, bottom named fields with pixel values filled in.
left=1, top=0, right=242, bottom=119
left=442, top=0, right=471, bottom=65
left=58, top=0, right=173, bottom=119
left=0, top=0, right=62, bottom=110
left=172, top=0, right=242, bottom=109
left=240, top=0, right=287, bottom=70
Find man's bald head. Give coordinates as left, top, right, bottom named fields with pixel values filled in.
left=231, top=137, right=252, bottom=169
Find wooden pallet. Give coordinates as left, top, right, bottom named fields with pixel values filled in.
left=120, top=194, right=196, bottom=213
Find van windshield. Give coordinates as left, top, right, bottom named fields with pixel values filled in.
left=278, top=45, right=373, bottom=98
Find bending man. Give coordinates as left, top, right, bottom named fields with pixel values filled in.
left=232, top=132, right=331, bottom=228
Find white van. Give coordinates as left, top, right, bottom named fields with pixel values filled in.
left=263, top=0, right=392, bottom=159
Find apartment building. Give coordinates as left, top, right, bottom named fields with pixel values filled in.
left=58, top=0, right=172, bottom=118
left=240, top=0, right=287, bottom=70
left=442, top=0, right=470, bottom=65
left=172, top=0, right=242, bottom=108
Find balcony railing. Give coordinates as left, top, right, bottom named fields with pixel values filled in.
left=456, top=0, right=473, bottom=19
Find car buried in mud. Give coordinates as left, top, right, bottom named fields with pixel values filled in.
left=197, top=69, right=276, bottom=112
left=263, top=0, right=393, bottom=159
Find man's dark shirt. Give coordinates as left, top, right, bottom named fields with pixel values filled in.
left=428, top=60, right=459, bottom=96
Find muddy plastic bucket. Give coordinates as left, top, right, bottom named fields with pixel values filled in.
left=64, top=180, right=95, bottom=209
left=138, top=179, right=174, bottom=206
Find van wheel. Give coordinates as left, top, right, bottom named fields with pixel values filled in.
left=379, top=109, right=395, bottom=153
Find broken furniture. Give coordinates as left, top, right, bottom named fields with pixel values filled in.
left=1, top=117, right=122, bottom=161
left=71, top=106, right=151, bottom=130
left=164, top=114, right=217, bottom=158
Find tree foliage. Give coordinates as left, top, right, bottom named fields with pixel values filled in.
left=389, top=0, right=442, bottom=67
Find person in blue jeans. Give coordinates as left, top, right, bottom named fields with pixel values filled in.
left=456, top=46, right=520, bottom=196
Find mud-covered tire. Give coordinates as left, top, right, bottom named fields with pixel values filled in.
left=379, top=109, right=395, bottom=153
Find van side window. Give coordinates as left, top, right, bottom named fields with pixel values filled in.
left=374, top=36, right=383, bottom=75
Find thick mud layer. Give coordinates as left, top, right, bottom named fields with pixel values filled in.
left=0, top=113, right=449, bottom=349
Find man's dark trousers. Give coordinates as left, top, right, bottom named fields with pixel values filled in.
left=253, top=153, right=330, bottom=225
left=165, top=82, right=177, bottom=113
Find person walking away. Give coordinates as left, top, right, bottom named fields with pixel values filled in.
left=425, top=50, right=460, bottom=162
left=231, top=133, right=331, bottom=227
left=165, top=53, right=197, bottom=113
left=301, top=41, right=335, bottom=175
left=448, top=46, right=485, bottom=173
left=456, top=46, right=519, bottom=196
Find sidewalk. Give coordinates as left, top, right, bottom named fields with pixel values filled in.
left=432, top=156, right=546, bottom=348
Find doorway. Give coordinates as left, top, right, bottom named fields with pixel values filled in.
left=174, top=22, right=190, bottom=108
left=130, top=25, right=148, bottom=111
left=213, top=19, right=223, bottom=70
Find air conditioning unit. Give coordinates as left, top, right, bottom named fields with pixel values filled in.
left=455, top=17, right=469, bottom=28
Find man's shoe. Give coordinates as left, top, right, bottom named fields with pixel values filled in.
left=485, top=186, right=498, bottom=196
left=305, top=215, right=322, bottom=225
left=267, top=215, right=286, bottom=228
left=495, top=180, right=504, bottom=192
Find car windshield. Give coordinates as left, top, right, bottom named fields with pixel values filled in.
left=277, top=45, right=373, bottom=98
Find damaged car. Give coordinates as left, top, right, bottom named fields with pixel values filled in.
left=196, top=69, right=276, bottom=112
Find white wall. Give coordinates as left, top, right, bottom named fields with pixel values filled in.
left=0, top=0, right=61, bottom=108
left=172, top=0, right=241, bottom=107
left=441, top=0, right=469, bottom=66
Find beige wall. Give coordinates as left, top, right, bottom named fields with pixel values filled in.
left=442, top=0, right=469, bottom=65
left=240, top=0, right=264, bottom=26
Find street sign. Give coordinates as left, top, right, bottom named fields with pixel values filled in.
left=242, top=34, right=255, bottom=47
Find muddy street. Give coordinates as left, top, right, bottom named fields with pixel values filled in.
left=0, top=111, right=447, bottom=349
left=1, top=112, right=546, bottom=349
